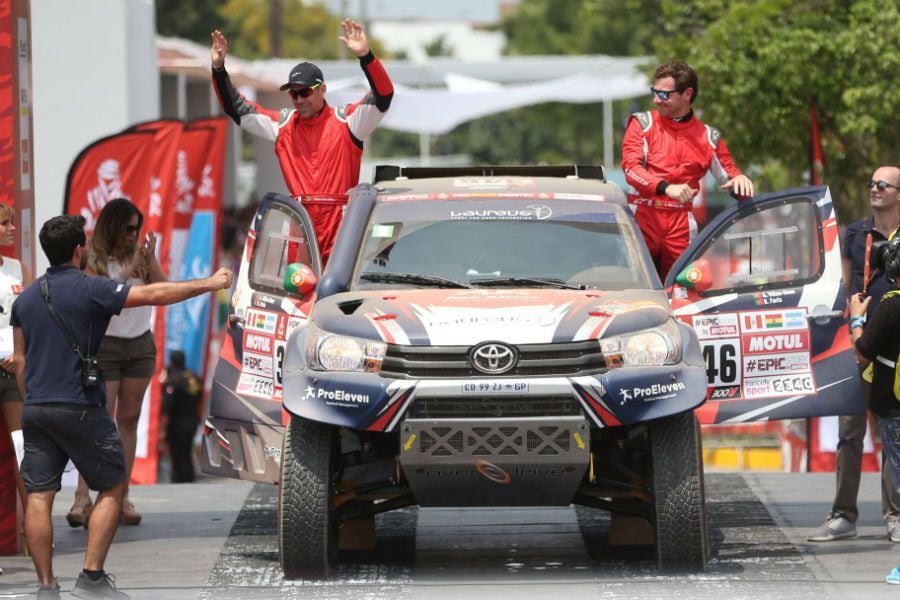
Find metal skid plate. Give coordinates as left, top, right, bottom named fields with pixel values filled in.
left=399, top=417, right=590, bottom=507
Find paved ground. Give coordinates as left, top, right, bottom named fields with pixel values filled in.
left=2, top=472, right=899, bottom=599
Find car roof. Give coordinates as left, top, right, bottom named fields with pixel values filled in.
left=372, top=165, right=628, bottom=205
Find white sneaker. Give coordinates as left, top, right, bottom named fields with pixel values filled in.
left=808, top=513, right=857, bottom=542
left=887, top=521, right=900, bottom=543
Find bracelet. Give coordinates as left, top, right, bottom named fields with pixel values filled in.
left=849, top=315, right=865, bottom=330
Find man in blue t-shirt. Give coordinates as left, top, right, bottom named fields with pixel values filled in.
left=808, top=164, right=900, bottom=544
left=11, top=215, right=233, bottom=600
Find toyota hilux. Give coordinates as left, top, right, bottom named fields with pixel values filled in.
left=203, top=165, right=860, bottom=578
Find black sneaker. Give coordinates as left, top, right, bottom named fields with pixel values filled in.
left=71, top=572, right=130, bottom=600
left=36, top=583, right=61, bottom=599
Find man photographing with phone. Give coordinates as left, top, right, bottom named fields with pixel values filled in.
left=809, top=164, right=900, bottom=544
left=11, top=215, right=233, bottom=599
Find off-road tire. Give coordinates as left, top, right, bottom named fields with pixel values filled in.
left=278, top=416, right=338, bottom=579
left=648, top=410, right=708, bottom=572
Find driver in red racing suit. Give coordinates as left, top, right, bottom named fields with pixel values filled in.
left=210, top=20, right=393, bottom=264
left=622, top=61, right=753, bottom=278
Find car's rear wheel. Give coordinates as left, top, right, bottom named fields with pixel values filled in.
left=648, top=410, right=708, bottom=572
left=278, top=415, right=339, bottom=579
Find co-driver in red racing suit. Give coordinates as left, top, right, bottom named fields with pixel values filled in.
left=622, top=110, right=746, bottom=278
left=211, top=21, right=393, bottom=264
left=621, top=62, right=753, bottom=279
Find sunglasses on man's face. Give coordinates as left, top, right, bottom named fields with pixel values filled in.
left=650, top=87, right=680, bottom=101
left=868, top=179, right=900, bottom=192
left=288, top=83, right=322, bottom=99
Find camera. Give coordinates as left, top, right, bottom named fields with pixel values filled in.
left=870, top=237, right=900, bottom=282
left=81, top=356, right=101, bottom=389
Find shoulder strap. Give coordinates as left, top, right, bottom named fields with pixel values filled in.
left=40, top=276, right=85, bottom=359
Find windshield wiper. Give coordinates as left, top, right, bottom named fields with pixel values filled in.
left=470, top=276, right=585, bottom=290
left=359, top=272, right=472, bottom=288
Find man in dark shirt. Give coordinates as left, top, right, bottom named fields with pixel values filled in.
left=11, top=216, right=232, bottom=600
left=809, top=164, right=900, bottom=543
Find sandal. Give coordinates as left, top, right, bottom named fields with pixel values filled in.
left=65, top=496, right=93, bottom=528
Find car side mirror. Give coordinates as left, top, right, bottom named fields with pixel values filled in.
left=675, top=258, right=713, bottom=292
left=284, top=263, right=317, bottom=296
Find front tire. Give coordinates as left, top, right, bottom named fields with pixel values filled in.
left=649, top=410, right=708, bottom=572
left=278, top=416, right=339, bottom=579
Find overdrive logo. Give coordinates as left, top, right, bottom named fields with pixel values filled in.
left=474, top=459, right=512, bottom=484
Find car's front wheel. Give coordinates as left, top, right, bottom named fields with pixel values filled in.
left=278, top=415, right=339, bottom=579
left=648, top=410, right=708, bottom=572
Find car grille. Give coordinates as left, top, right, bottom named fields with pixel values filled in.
left=408, top=395, right=581, bottom=419
left=409, top=421, right=580, bottom=458
left=381, top=340, right=605, bottom=379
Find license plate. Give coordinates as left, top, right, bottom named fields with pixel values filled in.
left=462, top=381, right=529, bottom=394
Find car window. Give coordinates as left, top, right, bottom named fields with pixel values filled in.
left=353, top=204, right=650, bottom=290
left=695, top=199, right=822, bottom=294
left=249, top=204, right=312, bottom=294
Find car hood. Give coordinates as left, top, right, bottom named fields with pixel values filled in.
left=311, top=288, right=672, bottom=346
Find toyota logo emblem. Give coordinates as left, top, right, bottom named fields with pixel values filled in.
left=471, top=342, right=517, bottom=375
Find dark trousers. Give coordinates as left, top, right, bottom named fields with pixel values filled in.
left=167, top=420, right=198, bottom=483
left=832, top=379, right=900, bottom=522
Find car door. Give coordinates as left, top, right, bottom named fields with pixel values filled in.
left=204, top=193, right=321, bottom=481
left=666, top=185, right=863, bottom=424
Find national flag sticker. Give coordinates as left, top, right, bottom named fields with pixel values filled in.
left=740, top=308, right=808, bottom=333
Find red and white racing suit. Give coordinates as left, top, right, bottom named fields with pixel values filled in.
left=621, top=110, right=744, bottom=278
left=212, top=52, right=394, bottom=263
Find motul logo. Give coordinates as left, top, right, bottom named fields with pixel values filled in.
left=747, top=333, right=804, bottom=352
left=244, top=334, right=272, bottom=353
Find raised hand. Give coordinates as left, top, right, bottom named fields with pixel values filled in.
left=210, top=30, right=229, bottom=69
left=338, top=19, right=369, bottom=58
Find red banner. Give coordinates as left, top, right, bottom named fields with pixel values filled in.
left=809, top=103, right=825, bottom=185
left=64, top=131, right=157, bottom=233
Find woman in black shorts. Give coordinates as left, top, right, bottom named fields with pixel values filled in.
left=67, top=199, right=165, bottom=527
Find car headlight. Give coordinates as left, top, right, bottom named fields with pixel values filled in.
left=304, top=324, right=387, bottom=373
left=600, top=319, right=681, bottom=368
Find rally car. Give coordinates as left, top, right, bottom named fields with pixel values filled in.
left=203, top=165, right=861, bottom=579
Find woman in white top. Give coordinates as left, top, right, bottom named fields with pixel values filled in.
left=0, top=203, right=31, bottom=522
left=67, top=199, right=165, bottom=527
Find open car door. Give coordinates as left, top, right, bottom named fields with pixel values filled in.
left=666, top=185, right=863, bottom=424
left=203, top=192, right=322, bottom=482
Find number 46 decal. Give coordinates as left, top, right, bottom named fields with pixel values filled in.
left=702, top=339, right=740, bottom=386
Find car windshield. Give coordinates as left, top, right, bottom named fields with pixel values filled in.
left=352, top=200, right=651, bottom=290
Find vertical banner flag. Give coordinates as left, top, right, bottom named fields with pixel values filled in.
left=165, top=118, right=227, bottom=375
left=126, top=120, right=183, bottom=485
left=809, top=103, right=825, bottom=185
left=64, top=131, right=156, bottom=232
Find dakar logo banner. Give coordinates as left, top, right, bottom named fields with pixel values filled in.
left=128, top=120, right=183, bottom=234
left=64, top=131, right=156, bottom=234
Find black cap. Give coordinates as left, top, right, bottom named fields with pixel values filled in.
left=279, top=62, right=324, bottom=91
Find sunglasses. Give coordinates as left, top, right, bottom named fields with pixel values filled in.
left=868, top=179, right=900, bottom=192
left=650, top=87, right=680, bottom=101
left=288, top=83, right=322, bottom=99
left=125, top=224, right=141, bottom=234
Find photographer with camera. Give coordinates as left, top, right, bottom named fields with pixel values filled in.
left=809, top=164, right=900, bottom=544
left=10, top=215, right=233, bottom=600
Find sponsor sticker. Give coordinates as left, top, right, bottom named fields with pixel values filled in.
left=449, top=204, right=552, bottom=221
left=237, top=373, right=275, bottom=399
left=742, top=352, right=810, bottom=377
left=242, top=351, right=274, bottom=378
left=304, top=385, right=370, bottom=407
left=692, top=313, right=740, bottom=339
left=243, top=332, right=273, bottom=354
left=708, top=385, right=742, bottom=400
left=618, top=380, right=686, bottom=405
left=741, top=330, right=810, bottom=354
left=742, top=373, right=816, bottom=399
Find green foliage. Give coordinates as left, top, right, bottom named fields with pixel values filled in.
left=156, top=0, right=223, bottom=42
left=656, top=0, right=900, bottom=220
left=423, top=34, right=455, bottom=58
